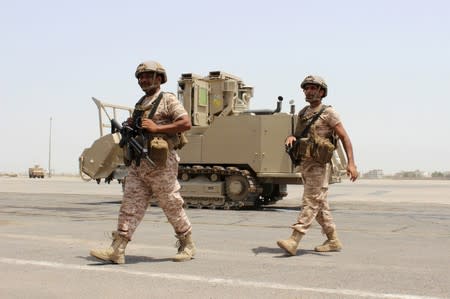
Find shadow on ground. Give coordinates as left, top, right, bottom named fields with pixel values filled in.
left=83, top=255, right=173, bottom=265
left=251, top=246, right=326, bottom=257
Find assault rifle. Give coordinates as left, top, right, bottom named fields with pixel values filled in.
left=111, top=118, right=155, bottom=167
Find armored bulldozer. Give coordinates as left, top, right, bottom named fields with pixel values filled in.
left=79, top=71, right=347, bottom=209
left=29, top=165, right=45, bottom=178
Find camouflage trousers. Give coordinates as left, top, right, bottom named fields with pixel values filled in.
left=117, top=152, right=191, bottom=240
left=291, top=160, right=336, bottom=235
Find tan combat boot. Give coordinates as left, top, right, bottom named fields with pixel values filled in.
left=277, top=230, right=304, bottom=256
left=90, top=231, right=129, bottom=264
left=173, top=232, right=196, bottom=262
left=314, top=230, right=343, bottom=252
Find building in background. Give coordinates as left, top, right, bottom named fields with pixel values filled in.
left=363, top=169, right=384, bottom=179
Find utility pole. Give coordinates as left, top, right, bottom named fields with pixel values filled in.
left=48, top=117, right=52, bottom=178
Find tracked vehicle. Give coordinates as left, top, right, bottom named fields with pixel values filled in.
left=79, top=71, right=347, bottom=209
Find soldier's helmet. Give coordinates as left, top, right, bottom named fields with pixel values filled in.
left=135, top=60, right=167, bottom=84
left=300, top=75, right=328, bottom=98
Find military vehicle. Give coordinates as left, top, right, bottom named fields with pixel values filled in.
left=79, top=71, right=348, bottom=209
left=29, top=165, right=45, bottom=178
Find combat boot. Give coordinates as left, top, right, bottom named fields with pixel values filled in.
left=277, top=230, right=304, bottom=256
left=314, top=230, right=342, bottom=252
left=90, top=231, right=129, bottom=264
left=173, top=232, right=196, bottom=262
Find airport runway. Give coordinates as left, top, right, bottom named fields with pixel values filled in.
left=0, top=177, right=449, bottom=298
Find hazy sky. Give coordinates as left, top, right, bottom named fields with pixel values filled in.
left=1, top=0, right=449, bottom=175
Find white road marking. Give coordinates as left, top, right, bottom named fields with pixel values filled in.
left=0, top=257, right=441, bottom=299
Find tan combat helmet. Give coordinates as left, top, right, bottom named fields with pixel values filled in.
left=135, top=60, right=167, bottom=84
left=300, top=75, right=328, bottom=98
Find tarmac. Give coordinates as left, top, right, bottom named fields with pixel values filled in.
left=0, top=176, right=449, bottom=298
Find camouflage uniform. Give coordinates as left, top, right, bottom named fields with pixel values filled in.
left=278, top=75, right=353, bottom=254
left=90, top=60, right=195, bottom=264
left=291, top=105, right=341, bottom=235
left=117, top=91, right=191, bottom=240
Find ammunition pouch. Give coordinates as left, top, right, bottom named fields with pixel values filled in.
left=311, top=135, right=335, bottom=164
left=147, top=132, right=187, bottom=167
left=121, top=131, right=183, bottom=168
left=122, top=134, right=145, bottom=167
left=290, top=134, right=335, bottom=165
left=163, top=132, right=189, bottom=150
left=149, top=136, right=169, bottom=167
left=298, top=137, right=311, bottom=160
left=288, top=137, right=311, bottom=166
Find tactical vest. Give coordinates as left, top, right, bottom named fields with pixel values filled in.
left=126, top=92, right=187, bottom=167
left=292, top=105, right=336, bottom=164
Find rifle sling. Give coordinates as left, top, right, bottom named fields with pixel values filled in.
left=298, top=105, right=328, bottom=138
left=135, top=92, right=164, bottom=120
left=147, top=92, right=164, bottom=120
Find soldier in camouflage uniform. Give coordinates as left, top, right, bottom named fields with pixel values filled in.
left=90, top=61, right=196, bottom=264
left=277, top=75, right=358, bottom=256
